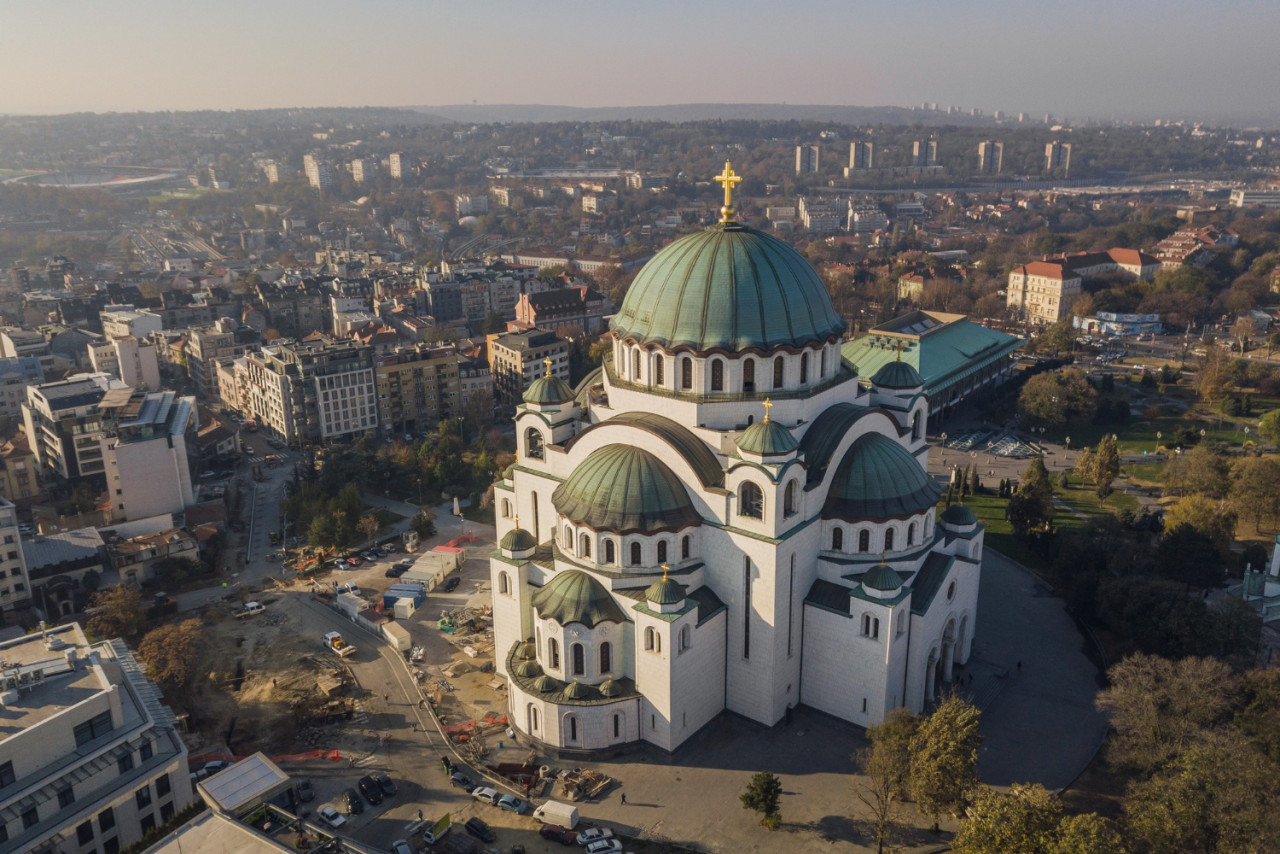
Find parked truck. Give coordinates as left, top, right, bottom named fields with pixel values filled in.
left=235, top=602, right=265, bottom=619
left=532, top=800, right=579, bottom=829
left=322, top=631, right=356, bottom=658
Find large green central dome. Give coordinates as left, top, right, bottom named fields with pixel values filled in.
left=612, top=222, right=845, bottom=353
left=552, top=444, right=700, bottom=534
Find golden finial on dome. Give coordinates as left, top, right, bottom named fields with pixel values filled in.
left=895, top=340, right=904, bottom=362
left=544, top=356, right=553, bottom=377
left=880, top=551, right=886, bottom=567
left=661, top=562, right=670, bottom=581
left=763, top=397, right=773, bottom=423
left=714, top=160, right=743, bottom=222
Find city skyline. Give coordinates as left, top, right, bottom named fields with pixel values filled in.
left=4, top=0, right=1280, bottom=124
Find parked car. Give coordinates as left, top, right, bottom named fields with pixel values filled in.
left=360, top=550, right=377, bottom=560
left=539, top=824, right=577, bottom=845
left=465, top=817, right=496, bottom=843
left=346, top=557, right=363, bottom=567
left=584, top=840, right=623, bottom=854
left=449, top=771, right=477, bottom=792
left=317, top=805, right=345, bottom=828
left=471, top=786, right=501, bottom=805
left=385, top=565, right=407, bottom=578
left=295, top=778, right=314, bottom=802
left=342, top=788, right=364, bottom=814
left=498, top=794, right=529, bottom=814
left=358, top=774, right=384, bottom=805
left=374, top=771, right=396, bottom=797
left=576, top=827, right=614, bottom=845
left=390, top=841, right=413, bottom=854
left=443, top=576, right=461, bottom=592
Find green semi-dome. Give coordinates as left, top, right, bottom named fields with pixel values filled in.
left=500, top=526, right=537, bottom=553
left=611, top=221, right=845, bottom=353
left=870, top=360, right=923, bottom=389
left=644, top=575, right=685, bottom=606
left=861, top=563, right=904, bottom=592
left=513, top=659, right=542, bottom=678
left=552, top=445, right=700, bottom=533
left=530, top=569, right=627, bottom=629
left=523, top=374, right=575, bottom=405
left=737, top=419, right=799, bottom=456
left=939, top=504, right=977, bottom=527
left=825, top=433, right=940, bottom=520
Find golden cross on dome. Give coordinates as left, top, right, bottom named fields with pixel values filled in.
left=763, top=398, right=773, bottom=423
left=880, top=551, right=886, bottom=566
left=661, top=563, right=670, bottom=580
left=714, top=160, right=743, bottom=222
left=514, top=514, right=520, bottom=529
left=544, top=356, right=553, bottom=377
left=894, top=340, right=905, bottom=362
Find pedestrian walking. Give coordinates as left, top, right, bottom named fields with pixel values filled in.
left=620, top=793, right=627, bottom=805
left=417, top=809, right=424, bottom=821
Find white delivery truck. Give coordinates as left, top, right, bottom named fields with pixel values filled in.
left=532, top=800, right=579, bottom=829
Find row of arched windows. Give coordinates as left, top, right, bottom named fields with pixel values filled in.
left=562, top=526, right=693, bottom=566
left=529, top=707, right=626, bottom=745
left=618, top=345, right=833, bottom=394
left=737, top=480, right=800, bottom=520
left=829, top=520, right=930, bottom=553
left=541, top=633, right=613, bottom=677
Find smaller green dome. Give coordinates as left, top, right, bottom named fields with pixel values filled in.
left=599, top=678, right=622, bottom=698
left=940, top=504, right=977, bottom=526
left=500, top=526, right=537, bottom=552
left=531, top=570, right=627, bottom=628
left=514, top=659, right=542, bottom=678
left=533, top=674, right=560, bottom=693
left=871, top=360, right=923, bottom=389
left=737, top=419, right=799, bottom=456
left=825, top=433, right=940, bottom=520
left=862, top=563, right=904, bottom=592
left=514, top=640, right=537, bottom=661
left=563, top=680, right=594, bottom=700
left=645, top=575, right=685, bottom=606
left=524, top=374, right=575, bottom=405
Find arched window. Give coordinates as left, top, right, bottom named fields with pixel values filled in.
left=861, top=614, right=880, bottom=639
left=564, top=525, right=572, bottom=547
left=773, top=356, right=785, bottom=389
left=502, top=499, right=512, bottom=518
left=599, top=642, right=612, bottom=674
left=884, top=528, right=895, bottom=551
left=644, top=626, right=656, bottom=651
left=681, top=357, right=693, bottom=390
left=612, top=714, right=621, bottom=738
left=743, top=359, right=755, bottom=392
left=529, top=705, right=539, bottom=732
left=567, top=715, right=578, bottom=742
left=907, top=523, right=916, bottom=546
left=580, top=533, right=591, bottom=558
left=819, top=348, right=826, bottom=377
left=499, top=572, right=510, bottom=595
left=800, top=353, right=809, bottom=384
left=740, top=482, right=764, bottom=519
left=571, top=643, right=585, bottom=676
left=832, top=528, right=844, bottom=551
left=657, top=540, right=667, bottom=563
left=896, top=610, right=905, bottom=636
left=604, top=540, right=616, bottom=564
left=783, top=481, right=797, bottom=517
left=681, top=535, right=691, bottom=559
left=525, top=427, right=544, bottom=460
left=679, top=624, right=691, bottom=652
left=912, top=411, right=922, bottom=441
left=859, top=529, right=870, bottom=552
left=632, top=348, right=641, bottom=380
left=710, top=359, right=724, bottom=392
left=654, top=356, right=664, bottom=386
left=548, top=638, right=560, bottom=669
left=630, top=542, right=641, bottom=566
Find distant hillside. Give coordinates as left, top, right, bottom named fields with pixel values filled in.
left=406, top=103, right=1002, bottom=127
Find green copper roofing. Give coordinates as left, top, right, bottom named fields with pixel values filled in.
left=798, top=403, right=869, bottom=485
left=567, top=411, right=725, bottom=488
left=574, top=366, right=603, bottom=406
left=514, top=639, right=536, bottom=661
left=825, top=433, right=940, bottom=520
left=645, top=575, right=685, bottom=605
left=598, top=678, right=623, bottom=698
left=514, top=659, right=542, bottom=678
left=500, top=526, right=538, bottom=552
left=612, top=222, right=846, bottom=353
left=737, top=419, right=799, bottom=456
left=530, top=569, right=628, bottom=628
left=940, top=504, right=978, bottom=526
left=532, top=674, right=560, bottom=693
left=861, top=563, right=905, bottom=591
left=870, top=360, right=923, bottom=389
left=552, top=445, right=701, bottom=533
left=524, top=374, right=575, bottom=405
left=563, top=680, right=593, bottom=700
left=910, top=552, right=956, bottom=616
left=842, top=312, right=1024, bottom=397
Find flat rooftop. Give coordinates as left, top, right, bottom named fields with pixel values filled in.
left=0, top=627, right=107, bottom=736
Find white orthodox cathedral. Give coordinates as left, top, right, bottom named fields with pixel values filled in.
left=489, top=164, right=983, bottom=753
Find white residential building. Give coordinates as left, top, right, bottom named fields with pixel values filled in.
left=0, top=497, right=30, bottom=612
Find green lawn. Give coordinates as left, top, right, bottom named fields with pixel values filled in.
left=944, top=492, right=1049, bottom=570
left=1055, top=483, right=1138, bottom=523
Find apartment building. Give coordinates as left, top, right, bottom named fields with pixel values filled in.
left=795, top=144, right=820, bottom=175
left=1045, top=141, right=1072, bottom=174
left=89, top=337, right=160, bottom=392
left=0, top=624, right=194, bottom=854
left=487, top=328, right=569, bottom=405
left=0, top=497, right=30, bottom=612
left=303, top=154, right=334, bottom=191
left=185, top=321, right=262, bottom=401
left=241, top=339, right=376, bottom=445
left=0, top=358, right=44, bottom=420
left=98, top=391, right=197, bottom=522
left=513, top=285, right=612, bottom=336
left=99, top=309, right=163, bottom=341
left=0, top=435, right=42, bottom=508
left=458, top=356, right=494, bottom=410
left=21, top=374, right=131, bottom=480
left=977, top=140, right=1003, bottom=174
left=1228, top=189, right=1280, bottom=209
left=105, top=528, right=199, bottom=586
left=846, top=141, right=874, bottom=175
left=373, top=343, right=460, bottom=437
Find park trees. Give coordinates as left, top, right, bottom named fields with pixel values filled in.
left=1259, top=409, right=1280, bottom=447
left=1163, top=495, right=1237, bottom=554
left=137, top=619, right=202, bottom=696
left=740, top=771, right=782, bottom=829
left=1017, top=369, right=1096, bottom=426
left=1093, top=434, right=1120, bottom=501
left=855, top=707, right=920, bottom=853
left=1005, top=457, right=1055, bottom=537
left=1164, top=444, right=1230, bottom=498
left=85, top=585, right=146, bottom=644
left=1228, top=455, right=1280, bottom=532
left=952, top=784, right=1074, bottom=854
left=909, top=695, right=982, bottom=832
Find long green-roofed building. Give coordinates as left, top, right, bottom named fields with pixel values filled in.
left=842, top=310, right=1024, bottom=419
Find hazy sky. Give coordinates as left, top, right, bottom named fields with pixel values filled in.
left=4, top=0, right=1279, bottom=123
